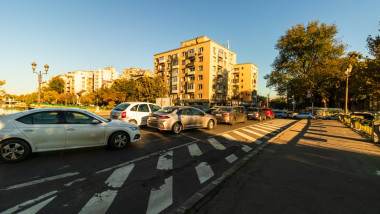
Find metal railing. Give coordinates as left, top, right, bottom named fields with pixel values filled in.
left=339, top=115, right=380, bottom=143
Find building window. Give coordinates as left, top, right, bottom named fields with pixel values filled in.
left=213, top=56, right=216, bottom=62
left=213, top=66, right=216, bottom=71
left=198, top=84, right=203, bottom=90
left=198, top=75, right=203, bottom=80
left=241, top=86, right=243, bottom=89
left=182, top=52, right=185, bottom=57
left=198, top=66, right=203, bottom=71
left=189, top=76, right=195, bottom=81
left=188, top=83, right=194, bottom=89
left=213, top=47, right=216, bottom=53
left=182, top=69, right=185, bottom=73
left=172, top=76, right=178, bottom=82
left=241, top=80, right=243, bottom=82
left=181, top=86, right=185, bottom=91
left=198, top=57, right=203, bottom=62
left=182, top=60, right=186, bottom=65
left=197, top=94, right=203, bottom=98
left=181, top=77, right=185, bottom=82
left=199, top=47, right=204, bottom=53
left=167, top=79, right=170, bottom=83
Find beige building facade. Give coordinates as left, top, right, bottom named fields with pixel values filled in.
left=153, top=36, right=258, bottom=106
left=122, top=68, right=153, bottom=80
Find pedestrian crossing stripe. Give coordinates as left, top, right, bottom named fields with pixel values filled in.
left=146, top=176, right=173, bottom=214
left=157, top=151, right=173, bottom=170
left=241, top=145, right=252, bottom=152
left=222, top=133, right=238, bottom=141
left=233, top=130, right=257, bottom=142
left=241, top=128, right=270, bottom=139
left=196, top=162, right=214, bottom=184
left=188, top=143, right=202, bottom=157
left=207, top=138, right=226, bottom=150
left=248, top=126, right=275, bottom=135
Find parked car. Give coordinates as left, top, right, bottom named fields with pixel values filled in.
left=246, top=107, right=266, bottom=121
left=274, top=110, right=287, bottom=119
left=192, top=105, right=212, bottom=114
left=262, top=108, right=275, bottom=119
left=294, top=112, right=314, bottom=119
left=110, top=102, right=162, bottom=126
left=287, top=111, right=298, bottom=118
left=0, top=108, right=141, bottom=163
left=211, top=106, right=247, bottom=125
left=147, top=106, right=216, bottom=134
left=322, top=114, right=340, bottom=120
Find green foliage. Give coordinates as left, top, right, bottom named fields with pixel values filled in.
left=111, top=78, right=136, bottom=102
left=265, top=21, right=346, bottom=107
left=269, top=98, right=288, bottom=110
left=47, top=76, right=65, bottom=94
left=43, top=91, right=59, bottom=105
left=135, top=77, right=168, bottom=103
left=0, top=80, right=5, bottom=99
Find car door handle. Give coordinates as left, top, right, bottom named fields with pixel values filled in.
left=66, top=128, right=75, bottom=131
left=23, top=129, right=34, bottom=132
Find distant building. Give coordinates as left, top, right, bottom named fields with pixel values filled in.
left=122, top=68, right=153, bottom=80
left=93, top=67, right=120, bottom=91
left=232, top=63, right=258, bottom=104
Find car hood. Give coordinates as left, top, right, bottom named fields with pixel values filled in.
left=106, top=120, right=138, bottom=128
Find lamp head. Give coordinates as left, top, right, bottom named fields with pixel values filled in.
left=44, top=64, right=49, bottom=73
left=31, top=62, right=36, bottom=71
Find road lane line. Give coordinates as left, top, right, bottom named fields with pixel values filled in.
left=242, top=128, right=270, bottom=139
left=64, top=178, right=87, bottom=187
left=225, top=154, right=238, bottom=163
left=222, top=134, right=238, bottom=141
left=248, top=126, right=275, bottom=135
left=1, top=172, right=79, bottom=191
left=146, top=176, right=173, bottom=214
left=1, top=190, right=58, bottom=214
left=196, top=162, right=214, bottom=184
left=207, top=138, right=226, bottom=150
left=188, top=143, right=202, bottom=156
left=241, top=145, right=252, bottom=152
left=18, top=196, right=57, bottom=214
left=80, top=164, right=135, bottom=214
left=157, top=151, right=173, bottom=170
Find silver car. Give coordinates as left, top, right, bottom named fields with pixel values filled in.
left=147, top=106, right=217, bottom=134
left=110, top=102, right=162, bottom=126
left=0, top=108, right=141, bottom=163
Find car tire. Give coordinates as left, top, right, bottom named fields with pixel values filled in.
left=230, top=117, right=236, bottom=126
left=0, top=139, right=31, bottom=163
left=207, top=120, right=215, bottom=130
left=128, top=120, right=138, bottom=126
left=259, top=116, right=262, bottom=121
left=108, top=131, right=130, bottom=149
left=172, top=122, right=182, bottom=134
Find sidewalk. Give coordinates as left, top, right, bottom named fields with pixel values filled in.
left=191, top=120, right=380, bottom=214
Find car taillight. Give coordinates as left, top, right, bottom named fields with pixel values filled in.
left=222, top=113, right=230, bottom=116
left=157, top=115, right=170, bottom=119
left=121, top=112, right=126, bottom=118
left=211, top=112, right=215, bottom=115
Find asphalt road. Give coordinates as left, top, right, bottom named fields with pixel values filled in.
left=0, top=118, right=296, bottom=214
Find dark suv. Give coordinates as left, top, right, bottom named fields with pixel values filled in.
left=246, top=107, right=266, bottom=121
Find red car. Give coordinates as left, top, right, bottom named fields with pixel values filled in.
left=262, top=108, right=274, bottom=119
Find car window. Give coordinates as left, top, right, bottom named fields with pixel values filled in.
left=149, top=104, right=161, bottom=112
left=64, top=112, right=94, bottom=124
left=31, top=112, right=60, bottom=124
left=191, top=108, right=204, bottom=116
left=113, top=103, right=130, bottom=111
left=159, top=107, right=178, bottom=113
left=16, top=114, right=33, bottom=124
left=138, top=104, right=149, bottom=112
left=218, top=107, right=231, bottom=111
left=179, top=108, right=192, bottom=115
left=130, top=104, right=138, bottom=111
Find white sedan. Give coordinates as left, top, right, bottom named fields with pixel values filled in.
left=0, top=108, right=141, bottom=163
left=294, top=112, right=314, bottom=119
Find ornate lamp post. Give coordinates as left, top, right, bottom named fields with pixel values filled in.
left=31, top=62, right=49, bottom=107
left=345, top=64, right=353, bottom=115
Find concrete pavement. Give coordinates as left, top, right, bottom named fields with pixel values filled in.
left=190, top=119, right=380, bottom=214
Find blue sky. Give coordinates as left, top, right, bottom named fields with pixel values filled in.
left=1, top=0, right=379, bottom=97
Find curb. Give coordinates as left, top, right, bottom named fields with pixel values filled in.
left=172, top=120, right=300, bottom=214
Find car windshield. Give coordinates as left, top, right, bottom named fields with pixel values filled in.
left=218, top=107, right=231, bottom=112
left=157, top=107, right=178, bottom=113
left=248, top=108, right=259, bottom=111
left=113, top=103, right=131, bottom=111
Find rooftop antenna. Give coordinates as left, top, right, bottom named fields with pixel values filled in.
left=227, top=40, right=230, bottom=49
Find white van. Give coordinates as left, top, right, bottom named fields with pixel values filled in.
left=110, top=102, right=162, bottom=126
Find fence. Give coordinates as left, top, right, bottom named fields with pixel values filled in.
left=339, top=115, right=380, bottom=143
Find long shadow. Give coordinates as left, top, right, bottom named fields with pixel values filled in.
left=287, top=119, right=312, bottom=146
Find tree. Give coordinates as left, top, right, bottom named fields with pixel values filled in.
left=135, top=77, right=168, bottom=103
left=47, top=76, right=64, bottom=94
left=265, top=21, right=346, bottom=108
left=111, top=78, right=136, bottom=102
left=43, top=91, right=59, bottom=104
left=0, top=80, right=5, bottom=100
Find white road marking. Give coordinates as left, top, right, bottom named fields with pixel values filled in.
left=1, top=172, right=79, bottom=191
left=18, top=196, right=57, bottom=214
left=196, top=162, right=214, bottom=184
left=241, top=145, right=252, bottom=152
left=223, top=134, right=238, bottom=141
left=157, top=151, right=173, bottom=170
left=262, top=124, right=285, bottom=129
left=79, top=164, right=134, bottom=214
left=233, top=130, right=257, bottom=142
left=207, top=138, right=226, bottom=150
left=225, top=154, right=238, bottom=163
left=188, top=143, right=202, bottom=156
left=248, top=126, right=275, bottom=135
left=146, top=176, right=173, bottom=214
left=259, top=126, right=279, bottom=131
left=64, top=178, right=87, bottom=187
left=376, top=170, right=380, bottom=176
left=1, top=190, right=58, bottom=214
left=242, top=128, right=270, bottom=139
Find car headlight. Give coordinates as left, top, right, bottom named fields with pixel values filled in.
left=129, top=126, right=139, bottom=131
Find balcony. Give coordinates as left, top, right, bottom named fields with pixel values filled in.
left=216, top=89, right=224, bottom=94
left=217, top=71, right=223, bottom=76
left=158, top=58, right=165, bottom=64
left=187, top=52, right=196, bottom=58
left=187, top=70, right=195, bottom=76
left=218, top=52, right=224, bottom=58
left=187, top=88, right=195, bottom=93
left=172, top=64, right=179, bottom=69
left=186, top=62, right=195, bottom=67
left=171, top=89, right=178, bottom=94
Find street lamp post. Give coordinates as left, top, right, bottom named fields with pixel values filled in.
left=31, top=62, right=49, bottom=108
left=345, top=64, right=353, bottom=115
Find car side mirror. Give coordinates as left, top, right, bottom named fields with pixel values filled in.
left=91, top=119, right=101, bottom=124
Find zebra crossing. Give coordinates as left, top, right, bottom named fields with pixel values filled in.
left=1, top=120, right=295, bottom=214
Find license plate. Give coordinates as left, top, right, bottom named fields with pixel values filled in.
left=248, top=114, right=253, bottom=115
left=216, top=114, right=222, bottom=116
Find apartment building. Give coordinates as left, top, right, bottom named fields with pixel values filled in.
left=122, top=68, right=153, bottom=80
left=93, top=67, right=120, bottom=91
left=153, top=36, right=238, bottom=106
left=62, top=70, right=93, bottom=94
left=153, top=36, right=258, bottom=106
left=232, top=63, right=258, bottom=103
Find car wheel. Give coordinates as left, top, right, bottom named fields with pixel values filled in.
left=128, top=120, right=137, bottom=126
left=230, top=117, right=236, bottom=126
left=0, top=139, right=31, bottom=163
left=109, top=131, right=130, bottom=149
left=259, top=116, right=262, bottom=121
left=172, top=122, right=182, bottom=134
left=207, top=120, right=215, bottom=130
